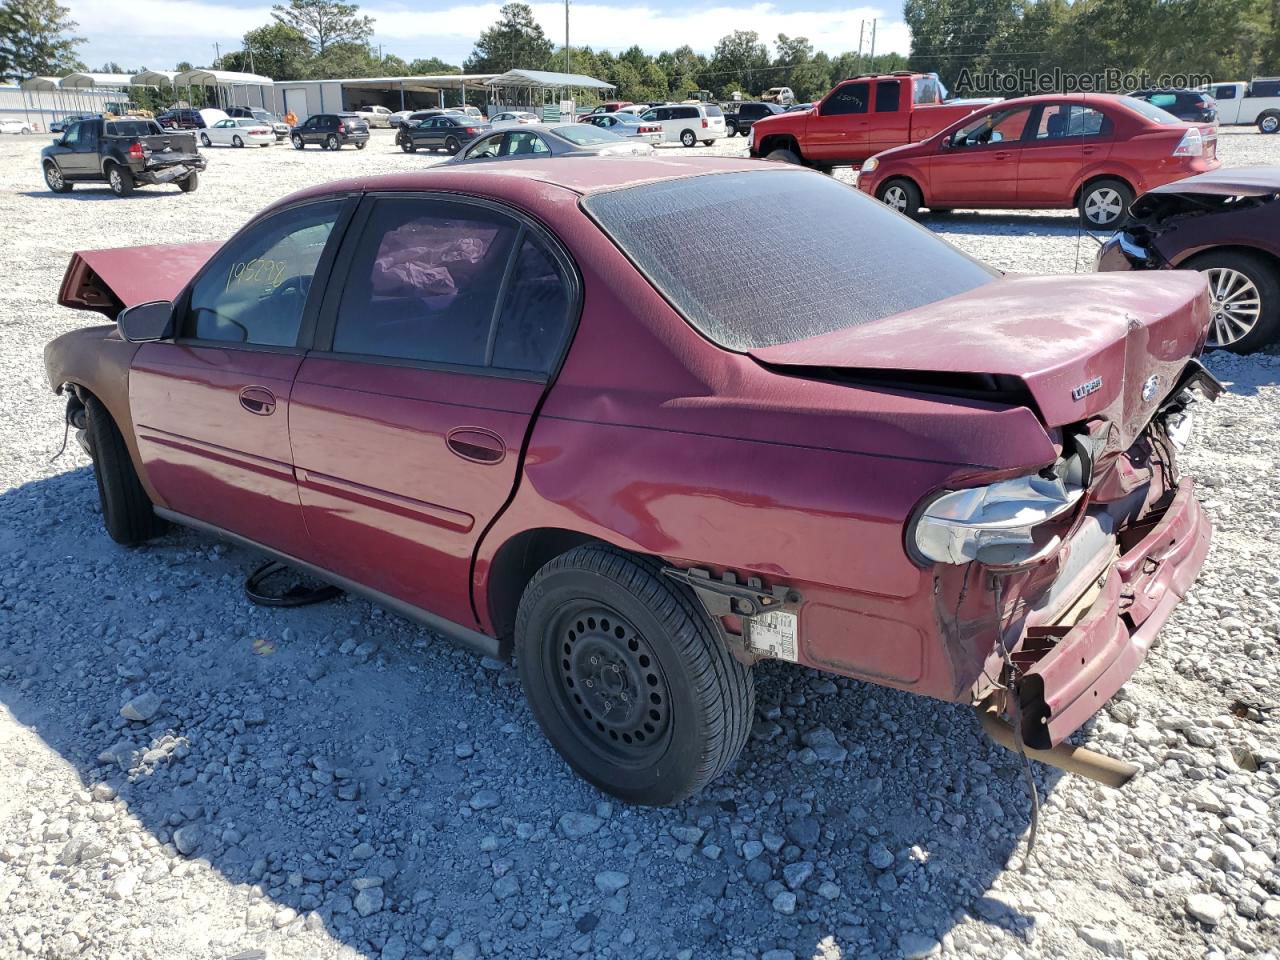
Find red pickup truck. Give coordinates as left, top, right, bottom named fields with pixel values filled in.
left=748, top=72, right=986, bottom=170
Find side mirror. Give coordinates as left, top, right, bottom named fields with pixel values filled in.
left=117, top=300, right=175, bottom=342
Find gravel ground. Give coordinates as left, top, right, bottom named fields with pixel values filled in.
left=0, top=126, right=1278, bottom=960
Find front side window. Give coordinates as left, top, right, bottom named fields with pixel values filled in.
left=821, top=82, right=869, bottom=116
left=503, top=131, right=550, bottom=155
left=951, top=107, right=1031, bottom=147
left=185, top=200, right=343, bottom=346
left=582, top=170, right=996, bottom=352
left=466, top=134, right=505, bottom=159
left=330, top=198, right=573, bottom=373
left=62, top=123, right=82, bottom=146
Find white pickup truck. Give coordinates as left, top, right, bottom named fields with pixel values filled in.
left=1199, top=78, right=1280, bottom=133
left=353, top=104, right=394, bottom=128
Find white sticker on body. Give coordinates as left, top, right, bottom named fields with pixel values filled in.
left=746, top=610, right=798, bottom=662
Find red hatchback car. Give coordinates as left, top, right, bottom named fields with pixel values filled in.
left=46, top=159, right=1218, bottom=804
left=857, top=93, right=1220, bottom=227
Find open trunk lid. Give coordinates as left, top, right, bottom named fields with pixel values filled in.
left=750, top=273, right=1210, bottom=448
left=58, top=242, right=221, bottom=317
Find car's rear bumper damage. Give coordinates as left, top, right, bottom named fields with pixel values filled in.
left=1007, top=476, right=1210, bottom=751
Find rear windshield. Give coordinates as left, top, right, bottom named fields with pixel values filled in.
left=1121, top=97, right=1180, bottom=124
left=106, top=120, right=160, bottom=137
left=704, top=105, right=724, bottom=117
left=554, top=124, right=621, bottom=145
left=583, top=170, right=997, bottom=351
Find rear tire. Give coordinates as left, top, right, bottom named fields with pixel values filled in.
left=1184, top=249, right=1280, bottom=354
left=107, top=165, right=134, bottom=197
left=1079, top=178, right=1133, bottom=229
left=44, top=161, right=72, bottom=193
left=516, top=544, right=754, bottom=806
left=1259, top=111, right=1280, bottom=135
left=445, top=136, right=460, bottom=155
left=85, top=396, right=165, bottom=545
left=877, top=178, right=922, bottom=218
left=325, top=134, right=339, bottom=150
left=355, top=141, right=366, bottom=150
left=178, top=170, right=198, bottom=192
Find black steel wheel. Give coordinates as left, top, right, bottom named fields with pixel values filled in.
left=516, top=544, right=754, bottom=806
left=445, top=136, right=461, bottom=154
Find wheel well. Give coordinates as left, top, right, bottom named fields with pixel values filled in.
left=1179, top=244, right=1280, bottom=276
left=879, top=175, right=921, bottom=199
left=484, top=528, right=602, bottom=642
left=1074, top=174, right=1133, bottom=206
left=757, top=134, right=800, bottom=157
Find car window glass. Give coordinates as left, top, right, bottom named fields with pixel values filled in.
left=875, top=81, right=902, bottom=112
left=641, top=109, right=658, bottom=121
left=332, top=199, right=517, bottom=367
left=553, top=124, right=619, bottom=145
left=503, top=131, right=550, bottom=155
left=467, top=133, right=505, bottom=158
left=952, top=107, right=1031, bottom=146
left=492, top=236, right=573, bottom=373
left=1146, top=93, right=1177, bottom=109
left=821, top=82, right=869, bottom=116
left=62, top=123, right=81, bottom=146
left=1212, top=85, right=1236, bottom=100
left=913, top=76, right=941, bottom=104
left=186, top=200, right=342, bottom=347
left=1031, top=104, right=1109, bottom=138
left=1119, top=97, right=1177, bottom=124
left=705, top=105, right=723, bottom=117
left=1251, top=80, right=1280, bottom=97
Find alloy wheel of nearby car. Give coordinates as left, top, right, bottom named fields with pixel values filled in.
left=232, top=135, right=243, bottom=148
left=680, top=130, right=696, bottom=147
left=44, top=162, right=71, bottom=193
left=1079, top=179, right=1132, bottom=229
left=200, top=133, right=211, bottom=147
left=292, top=135, right=304, bottom=149
left=445, top=136, right=461, bottom=155
left=882, top=184, right=909, bottom=213
left=877, top=178, right=922, bottom=219
left=107, top=165, right=133, bottom=197
left=1203, top=267, right=1262, bottom=348
left=1260, top=113, right=1280, bottom=135
left=326, top=134, right=339, bottom=150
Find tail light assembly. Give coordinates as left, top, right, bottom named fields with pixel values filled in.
left=1171, top=127, right=1203, bottom=157
left=127, top=142, right=146, bottom=159
left=701, top=118, right=709, bottom=128
left=338, top=122, right=347, bottom=133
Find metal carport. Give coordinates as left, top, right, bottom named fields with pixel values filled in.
left=174, top=69, right=275, bottom=112
left=484, top=69, right=615, bottom=118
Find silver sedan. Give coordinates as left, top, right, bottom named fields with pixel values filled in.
left=448, top=124, right=655, bottom=164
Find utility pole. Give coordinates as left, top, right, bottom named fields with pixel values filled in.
left=856, top=21, right=865, bottom=74
left=869, top=19, right=877, bottom=71
left=213, top=42, right=221, bottom=68
left=565, top=0, right=570, bottom=74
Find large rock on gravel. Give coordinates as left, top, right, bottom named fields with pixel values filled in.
left=785, top=817, right=820, bottom=848
left=172, top=825, right=202, bottom=856
left=898, top=933, right=941, bottom=958
left=557, top=812, right=603, bottom=839
left=120, top=692, right=162, bottom=722
left=1078, top=925, right=1127, bottom=957
left=1186, top=893, right=1228, bottom=925
left=594, top=870, right=629, bottom=894
left=353, top=886, right=384, bottom=917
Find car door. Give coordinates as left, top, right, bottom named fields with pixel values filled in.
left=127, top=197, right=354, bottom=557
left=867, top=79, right=909, bottom=156
left=928, top=105, right=1033, bottom=206
left=1016, top=102, right=1114, bottom=206
left=1210, top=84, right=1241, bottom=123
left=208, top=119, right=233, bottom=145
left=806, top=81, right=870, bottom=161
left=288, top=193, right=577, bottom=627
left=49, top=120, right=86, bottom=177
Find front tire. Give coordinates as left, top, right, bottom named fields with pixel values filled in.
left=292, top=135, right=304, bottom=150
left=516, top=545, right=754, bottom=806
left=1259, top=111, right=1280, bottom=135
left=107, top=165, right=134, bottom=197
left=1186, top=250, right=1280, bottom=354
left=764, top=147, right=801, bottom=165
left=680, top=129, right=697, bottom=148
left=877, top=178, right=922, bottom=218
left=1079, top=178, right=1133, bottom=229
left=44, top=161, right=72, bottom=193
left=84, top=396, right=165, bottom=545
left=232, top=135, right=243, bottom=148
left=200, top=133, right=211, bottom=147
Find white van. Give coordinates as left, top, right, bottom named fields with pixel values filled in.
left=637, top=103, right=727, bottom=147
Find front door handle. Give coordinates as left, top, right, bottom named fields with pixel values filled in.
left=446, top=427, right=506, bottom=464
left=238, top=385, right=276, bottom=416
left=1082, top=146, right=1097, bottom=155
left=993, top=151, right=1012, bottom=160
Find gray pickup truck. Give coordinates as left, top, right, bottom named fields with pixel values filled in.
left=41, top=117, right=205, bottom=197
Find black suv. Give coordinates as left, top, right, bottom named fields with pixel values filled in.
left=156, top=108, right=206, bottom=130
left=726, top=101, right=784, bottom=137
left=1129, top=89, right=1218, bottom=124
left=290, top=113, right=370, bottom=150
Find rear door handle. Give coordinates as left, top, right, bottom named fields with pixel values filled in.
left=1082, top=146, right=1097, bottom=155
left=446, top=427, right=506, bottom=464
left=238, top=385, right=276, bottom=416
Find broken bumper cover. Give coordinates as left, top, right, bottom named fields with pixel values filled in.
left=1015, top=477, right=1211, bottom=749
left=138, top=159, right=205, bottom=184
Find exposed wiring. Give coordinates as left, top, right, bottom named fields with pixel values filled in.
left=992, top=573, right=1041, bottom=869
left=244, top=560, right=343, bottom=608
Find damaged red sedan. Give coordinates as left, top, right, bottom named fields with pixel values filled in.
left=45, top=158, right=1218, bottom=805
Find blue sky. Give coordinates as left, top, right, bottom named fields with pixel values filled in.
left=64, top=0, right=910, bottom=74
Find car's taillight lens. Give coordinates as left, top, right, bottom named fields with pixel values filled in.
left=701, top=118, right=708, bottom=128
left=1172, top=126, right=1203, bottom=156
left=128, top=143, right=145, bottom=159
left=908, top=468, right=1087, bottom=566
left=465, top=127, right=480, bottom=134
left=338, top=123, right=346, bottom=132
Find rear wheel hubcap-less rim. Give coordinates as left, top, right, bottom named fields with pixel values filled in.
left=1205, top=267, right=1262, bottom=347
left=549, top=604, right=672, bottom=766
left=883, top=186, right=907, bottom=212
left=1085, top=188, right=1122, bottom=225
left=109, top=169, right=120, bottom=190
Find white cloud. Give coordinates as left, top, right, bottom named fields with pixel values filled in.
left=65, top=0, right=909, bottom=73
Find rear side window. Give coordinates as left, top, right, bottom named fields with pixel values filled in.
left=1251, top=80, right=1280, bottom=97
left=675, top=106, right=699, bottom=119
left=1212, top=85, right=1236, bottom=100
left=704, top=105, right=723, bottom=118
left=1120, top=97, right=1178, bottom=124
left=875, top=81, right=902, bottom=112
left=106, top=120, right=159, bottom=137
left=821, top=82, right=868, bottom=116
left=554, top=124, right=618, bottom=145
left=330, top=199, right=573, bottom=373
left=583, top=170, right=996, bottom=351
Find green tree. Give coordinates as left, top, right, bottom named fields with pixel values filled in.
left=305, top=40, right=378, bottom=78
left=464, top=3, right=554, bottom=73
left=773, top=34, right=831, bottom=101
left=407, top=56, right=459, bottom=75
left=0, top=0, right=83, bottom=79
left=220, top=23, right=311, bottom=80
left=707, top=30, right=770, bottom=98
left=271, top=0, right=373, bottom=55
left=905, top=0, right=1017, bottom=87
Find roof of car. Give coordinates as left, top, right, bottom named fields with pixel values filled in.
left=274, top=157, right=791, bottom=209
